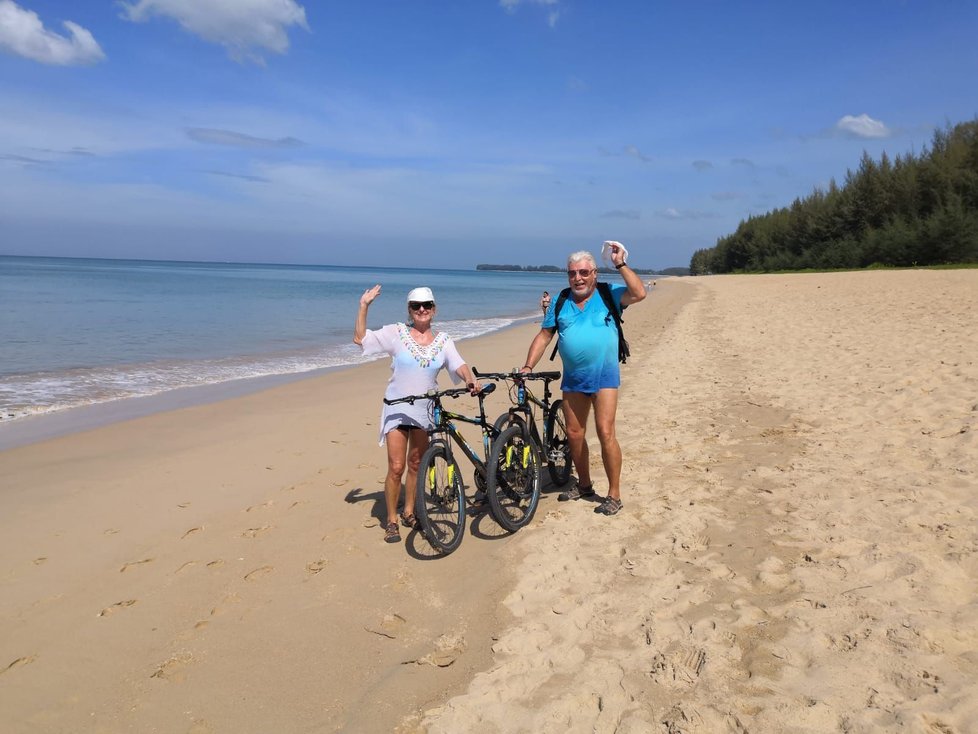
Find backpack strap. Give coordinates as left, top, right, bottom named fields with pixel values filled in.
left=547, top=288, right=571, bottom=361
left=595, top=282, right=630, bottom=363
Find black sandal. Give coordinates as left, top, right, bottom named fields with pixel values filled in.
left=400, top=513, right=419, bottom=529
left=384, top=522, right=401, bottom=543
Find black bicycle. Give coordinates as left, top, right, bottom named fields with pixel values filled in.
left=383, top=382, right=540, bottom=553
left=474, top=368, right=572, bottom=491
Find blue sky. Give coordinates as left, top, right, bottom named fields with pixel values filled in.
left=1, top=1, right=976, bottom=270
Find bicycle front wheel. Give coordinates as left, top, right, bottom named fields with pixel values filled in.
left=416, top=442, right=466, bottom=555
left=487, top=424, right=542, bottom=532
left=545, top=400, right=572, bottom=486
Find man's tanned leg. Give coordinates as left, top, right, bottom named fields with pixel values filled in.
left=592, top=388, right=622, bottom=500
left=561, top=391, right=594, bottom=489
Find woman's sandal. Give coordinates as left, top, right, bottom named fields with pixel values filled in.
left=384, top=522, right=401, bottom=543
left=400, top=513, right=419, bottom=529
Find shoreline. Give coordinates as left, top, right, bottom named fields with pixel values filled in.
left=0, top=313, right=544, bottom=453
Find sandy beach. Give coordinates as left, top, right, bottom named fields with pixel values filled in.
left=2, top=270, right=976, bottom=733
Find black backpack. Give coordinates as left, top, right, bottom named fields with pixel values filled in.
left=548, top=281, right=631, bottom=364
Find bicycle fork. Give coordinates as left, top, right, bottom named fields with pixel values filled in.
left=505, top=443, right=532, bottom=469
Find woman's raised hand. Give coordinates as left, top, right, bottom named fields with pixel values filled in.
left=360, top=284, right=382, bottom=307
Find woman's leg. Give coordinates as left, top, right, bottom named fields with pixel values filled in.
left=403, top=428, right=429, bottom=520
left=384, top=428, right=409, bottom=526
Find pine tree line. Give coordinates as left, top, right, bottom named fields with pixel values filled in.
left=689, top=118, right=978, bottom=274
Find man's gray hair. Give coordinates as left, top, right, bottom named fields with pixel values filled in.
left=567, top=250, right=596, bottom=269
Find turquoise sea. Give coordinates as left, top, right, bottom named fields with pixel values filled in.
left=0, top=256, right=565, bottom=424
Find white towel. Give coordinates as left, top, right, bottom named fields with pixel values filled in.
left=601, top=240, right=629, bottom=267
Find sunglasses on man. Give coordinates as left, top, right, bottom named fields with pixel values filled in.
left=409, top=301, right=435, bottom=311
left=567, top=268, right=594, bottom=278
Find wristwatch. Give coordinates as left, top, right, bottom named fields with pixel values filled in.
left=615, top=262, right=627, bottom=269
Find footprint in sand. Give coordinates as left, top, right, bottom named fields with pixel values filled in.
left=119, top=558, right=154, bottom=573
left=206, top=559, right=225, bottom=569
left=649, top=646, right=708, bottom=688
left=177, top=502, right=191, bottom=508
left=241, top=526, right=272, bottom=538
left=407, top=632, right=466, bottom=667
left=33, top=557, right=47, bottom=565
left=245, top=500, right=274, bottom=512
left=306, top=559, right=329, bottom=575
left=209, top=592, right=241, bottom=617
left=175, top=561, right=197, bottom=573
left=151, top=652, right=195, bottom=682
left=187, top=719, right=214, bottom=734
left=1, top=655, right=38, bottom=676
left=98, top=599, right=137, bottom=617
left=181, top=526, right=203, bottom=539
left=365, top=612, right=407, bottom=639
left=104, top=528, right=119, bottom=535
left=332, top=479, right=349, bottom=487
left=244, top=565, right=273, bottom=581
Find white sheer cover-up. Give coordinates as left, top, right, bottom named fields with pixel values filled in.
left=360, top=322, right=465, bottom=445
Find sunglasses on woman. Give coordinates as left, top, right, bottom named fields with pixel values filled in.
left=409, top=301, right=435, bottom=311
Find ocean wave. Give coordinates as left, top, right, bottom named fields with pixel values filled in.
left=0, top=314, right=537, bottom=422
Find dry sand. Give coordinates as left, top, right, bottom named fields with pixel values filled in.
left=1, top=270, right=976, bottom=733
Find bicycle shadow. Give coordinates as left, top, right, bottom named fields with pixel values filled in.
left=402, top=491, right=514, bottom=560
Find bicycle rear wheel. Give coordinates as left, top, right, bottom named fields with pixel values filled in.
left=486, top=424, right=541, bottom=532
left=545, top=400, right=572, bottom=486
left=416, top=441, right=466, bottom=555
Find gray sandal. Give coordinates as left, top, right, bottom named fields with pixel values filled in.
left=594, top=496, right=623, bottom=516
left=557, top=483, right=595, bottom=502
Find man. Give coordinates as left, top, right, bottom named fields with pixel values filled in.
left=520, top=245, right=646, bottom=516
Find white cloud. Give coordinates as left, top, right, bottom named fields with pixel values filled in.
left=835, top=113, right=891, bottom=139
left=119, top=0, right=309, bottom=63
left=0, top=0, right=105, bottom=65
left=500, top=0, right=560, bottom=26
left=501, top=0, right=560, bottom=9
left=657, top=207, right=716, bottom=221
left=600, top=209, right=640, bottom=220
left=186, top=127, right=304, bottom=148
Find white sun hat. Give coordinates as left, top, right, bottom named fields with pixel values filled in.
left=601, top=240, right=630, bottom=266
left=406, top=287, right=434, bottom=303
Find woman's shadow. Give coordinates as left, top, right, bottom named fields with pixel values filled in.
left=344, top=484, right=509, bottom=560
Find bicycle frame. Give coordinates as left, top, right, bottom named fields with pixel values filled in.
left=476, top=368, right=560, bottom=448
left=431, top=403, right=494, bottom=480
left=385, top=382, right=499, bottom=493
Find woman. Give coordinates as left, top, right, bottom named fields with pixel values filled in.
left=540, top=290, right=552, bottom=316
left=353, top=285, right=477, bottom=543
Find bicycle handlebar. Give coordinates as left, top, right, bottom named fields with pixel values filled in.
left=383, top=381, right=496, bottom=406
left=474, top=367, right=561, bottom=381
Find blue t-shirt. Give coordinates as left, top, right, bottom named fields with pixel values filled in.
left=543, top=283, right=626, bottom=393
